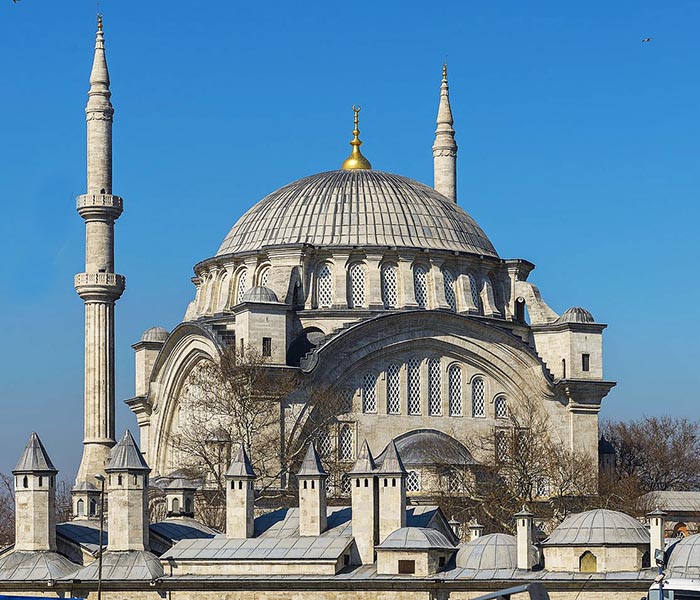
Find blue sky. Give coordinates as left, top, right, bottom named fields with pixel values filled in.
left=0, top=0, right=697, bottom=478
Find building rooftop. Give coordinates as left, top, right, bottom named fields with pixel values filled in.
left=13, top=432, right=57, bottom=474
left=456, top=533, right=538, bottom=571
left=0, top=551, right=79, bottom=581
left=543, top=509, right=649, bottom=546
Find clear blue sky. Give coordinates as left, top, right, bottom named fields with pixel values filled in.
left=0, top=0, right=697, bottom=478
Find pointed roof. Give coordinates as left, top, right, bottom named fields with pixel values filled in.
left=297, top=443, right=327, bottom=478
left=106, top=430, right=150, bottom=472
left=377, top=440, right=406, bottom=475
left=349, top=440, right=376, bottom=475
left=433, top=64, right=456, bottom=147
left=89, top=15, right=111, bottom=96
left=13, top=432, right=57, bottom=474
left=226, top=444, right=256, bottom=479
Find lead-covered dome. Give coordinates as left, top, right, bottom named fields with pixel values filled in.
left=217, top=170, right=498, bottom=257
left=667, top=534, right=700, bottom=578
left=543, top=509, right=648, bottom=546
left=456, top=533, right=538, bottom=570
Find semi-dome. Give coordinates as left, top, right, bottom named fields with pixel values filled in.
left=241, top=286, right=280, bottom=304
left=140, top=326, right=169, bottom=343
left=555, top=307, right=595, bottom=324
left=543, top=509, right=648, bottom=546
left=456, top=533, right=538, bottom=570
left=666, top=534, right=700, bottom=578
left=375, top=429, right=477, bottom=467
left=216, top=170, right=498, bottom=258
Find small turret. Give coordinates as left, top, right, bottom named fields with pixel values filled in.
left=648, top=508, right=667, bottom=564
left=225, top=444, right=256, bottom=538
left=297, top=443, right=328, bottom=536
left=350, top=440, right=378, bottom=565
left=166, top=478, right=198, bottom=518
left=514, top=506, right=534, bottom=571
left=377, top=440, right=406, bottom=543
left=13, top=433, right=58, bottom=551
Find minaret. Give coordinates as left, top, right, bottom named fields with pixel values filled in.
left=74, top=15, right=125, bottom=487
left=297, top=443, right=328, bottom=536
left=225, top=444, right=256, bottom=538
left=377, top=440, right=406, bottom=543
left=432, top=64, right=458, bottom=202
left=350, top=440, right=379, bottom=565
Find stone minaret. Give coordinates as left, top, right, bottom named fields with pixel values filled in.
left=350, top=440, right=379, bottom=565
left=297, top=443, right=328, bottom=537
left=432, top=64, right=458, bottom=202
left=74, top=16, right=125, bottom=487
left=105, top=430, right=151, bottom=552
left=226, top=444, right=256, bottom=538
left=13, top=433, right=58, bottom=551
left=377, top=440, right=406, bottom=543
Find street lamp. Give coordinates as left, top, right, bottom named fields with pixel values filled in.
left=94, top=474, right=106, bottom=600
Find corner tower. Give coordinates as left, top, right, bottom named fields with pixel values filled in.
left=74, top=16, right=125, bottom=487
left=432, top=64, right=458, bottom=202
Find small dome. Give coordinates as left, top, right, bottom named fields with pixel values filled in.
left=555, top=307, right=595, bottom=324
left=456, top=533, right=538, bottom=570
left=141, top=326, right=169, bottom=343
left=377, top=527, right=454, bottom=551
left=543, top=509, right=648, bottom=546
left=667, top=534, right=700, bottom=578
left=375, top=429, right=477, bottom=467
left=241, top=286, right=280, bottom=304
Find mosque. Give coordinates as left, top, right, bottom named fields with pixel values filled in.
left=2, top=16, right=699, bottom=600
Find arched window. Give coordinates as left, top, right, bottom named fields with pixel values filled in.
left=348, top=263, right=366, bottom=308
left=406, top=471, right=421, bottom=492
left=317, top=264, right=334, bottom=308
left=579, top=551, right=597, bottom=573
left=172, top=497, right=180, bottom=513
left=215, top=271, right=229, bottom=312
left=472, top=377, right=485, bottom=417
left=428, top=358, right=441, bottom=416
left=386, top=363, right=401, bottom=415
left=257, top=265, right=271, bottom=287
left=22, top=476, right=28, bottom=488
left=495, top=396, right=508, bottom=419
left=407, top=357, right=421, bottom=415
left=442, top=268, right=456, bottom=311
left=236, top=268, right=248, bottom=304
left=362, top=372, right=377, bottom=413
left=185, top=498, right=192, bottom=514
left=468, top=273, right=480, bottom=311
left=76, top=499, right=85, bottom=516
left=381, top=263, right=398, bottom=309
left=89, top=498, right=97, bottom=516
left=317, top=429, right=332, bottom=457
left=448, top=365, right=462, bottom=416
left=413, top=266, right=428, bottom=308
left=338, top=424, right=353, bottom=461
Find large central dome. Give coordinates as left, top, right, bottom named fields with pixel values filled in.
left=216, top=170, right=498, bottom=257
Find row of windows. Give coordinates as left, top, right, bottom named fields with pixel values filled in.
left=360, top=361, right=509, bottom=419
left=316, top=424, right=355, bottom=462
left=17, top=475, right=55, bottom=489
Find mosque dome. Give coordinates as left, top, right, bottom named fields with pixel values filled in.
left=666, top=534, right=700, bottom=578
left=456, top=533, right=538, bottom=570
left=241, top=286, right=280, bottom=304
left=216, top=170, right=498, bottom=258
left=543, top=509, right=648, bottom=546
left=555, top=307, right=595, bottom=324
left=140, top=327, right=169, bottom=343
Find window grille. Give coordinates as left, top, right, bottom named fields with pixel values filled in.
left=362, top=372, right=377, bottom=413
left=448, top=471, right=463, bottom=494
left=448, top=365, right=462, bottom=416
left=262, top=337, right=272, bottom=357
left=407, top=358, right=421, bottom=415
left=386, top=363, right=401, bottom=414
left=338, top=424, right=353, bottom=461
left=258, top=266, right=270, bottom=287
left=472, top=377, right=485, bottom=417
left=381, top=263, right=398, bottom=308
left=495, top=429, right=509, bottom=462
left=340, top=474, right=351, bottom=496
left=317, top=264, right=334, bottom=308
left=442, top=268, right=457, bottom=311
left=428, top=358, right=441, bottom=415
left=317, top=429, right=332, bottom=457
left=406, top=470, right=421, bottom=492
left=495, top=396, right=508, bottom=419
left=468, top=273, right=480, bottom=310
left=236, top=269, right=247, bottom=304
left=535, top=477, right=550, bottom=497
left=414, top=266, right=428, bottom=308
left=348, top=263, right=366, bottom=308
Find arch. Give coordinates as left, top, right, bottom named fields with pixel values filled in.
left=406, top=470, right=421, bottom=492
left=172, top=497, right=181, bottom=513
left=407, top=357, right=421, bottom=415
left=200, top=272, right=215, bottom=314
left=674, top=522, right=689, bottom=538
left=256, top=264, right=271, bottom=287
left=348, top=262, right=366, bottom=309
left=471, top=376, right=486, bottom=417
left=468, top=273, right=481, bottom=313
left=448, top=364, right=463, bottom=416
left=215, top=269, right=230, bottom=313
left=442, top=268, right=457, bottom=311
left=427, top=357, right=441, bottom=415
left=579, top=550, right=597, bottom=573
left=494, top=395, right=508, bottom=419
left=381, top=263, right=399, bottom=309
left=413, top=265, right=429, bottom=308
left=76, top=498, right=85, bottom=517
left=338, top=424, right=354, bottom=461
left=286, top=327, right=325, bottom=367
left=386, top=363, right=401, bottom=414
left=317, top=263, right=334, bottom=308
left=22, top=476, right=28, bottom=488
left=235, top=268, right=248, bottom=305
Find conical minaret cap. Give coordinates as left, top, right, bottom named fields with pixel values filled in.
left=106, top=430, right=150, bottom=472
left=226, top=444, right=256, bottom=479
left=377, top=439, right=406, bottom=475
left=13, top=432, right=58, bottom=474
left=89, top=15, right=111, bottom=93
left=297, top=443, right=327, bottom=478
left=434, top=63, right=455, bottom=134
left=349, top=439, right=376, bottom=475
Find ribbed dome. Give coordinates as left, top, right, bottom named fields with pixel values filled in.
left=456, top=533, right=538, bottom=570
left=667, top=534, right=700, bottom=578
left=241, top=286, right=280, bottom=304
left=140, top=326, right=169, bottom=342
left=216, top=170, right=497, bottom=257
left=555, top=307, right=595, bottom=324
left=377, top=527, right=454, bottom=551
left=543, top=509, right=648, bottom=546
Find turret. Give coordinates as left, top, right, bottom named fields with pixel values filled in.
left=12, top=433, right=58, bottom=551
left=105, top=430, right=151, bottom=552
left=166, top=478, right=198, bottom=518
left=648, top=508, right=667, bottom=564
left=350, top=440, right=378, bottom=565
left=297, top=443, right=328, bottom=536
left=432, top=64, right=457, bottom=202
left=377, top=440, right=406, bottom=543
left=225, top=444, right=256, bottom=538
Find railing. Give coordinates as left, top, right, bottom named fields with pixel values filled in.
left=76, top=194, right=123, bottom=211
left=74, top=272, right=126, bottom=288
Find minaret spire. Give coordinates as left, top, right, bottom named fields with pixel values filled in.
left=432, top=63, right=458, bottom=202
left=74, top=16, right=125, bottom=491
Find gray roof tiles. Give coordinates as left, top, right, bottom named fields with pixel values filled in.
left=349, top=440, right=376, bottom=475
left=13, top=432, right=57, bottom=474
left=106, top=430, right=150, bottom=472
left=377, top=440, right=406, bottom=474
left=67, top=550, right=164, bottom=581
left=543, top=509, right=649, bottom=546
left=226, top=444, right=256, bottom=479
left=0, top=551, right=79, bottom=581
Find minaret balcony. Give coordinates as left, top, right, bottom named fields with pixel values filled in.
left=75, top=272, right=126, bottom=301
left=77, top=194, right=123, bottom=220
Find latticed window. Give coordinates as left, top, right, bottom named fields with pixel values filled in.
left=448, top=470, right=464, bottom=494
left=448, top=365, right=462, bottom=416
left=338, top=424, right=353, bottom=460
left=363, top=372, right=377, bottom=413
left=407, top=358, right=421, bottom=415
left=535, top=477, right=550, bottom=497
left=317, top=429, right=332, bottom=457
left=495, top=396, right=508, bottom=419
left=236, top=269, right=247, bottom=304
left=414, top=266, right=428, bottom=308
left=468, top=273, right=480, bottom=310
left=348, top=263, right=366, bottom=308
left=317, top=264, right=334, bottom=308
left=386, top=363, right=401, bottom=414
left=442, top=268, right=457, bottom=311
left=258, top=266, right=270, bottom=287
left=472, top=377, right=485, bottom=417
left=428, top=358, right=441, bottom=416
left=381, top=263, right=398, bottom=308
left=406, top=471, right=421, bottom=492
left=340, top=388, right=353, bottom=413
left=495, top=429, right=509, bottom=462
left=340, top=473, right=351, bottom=496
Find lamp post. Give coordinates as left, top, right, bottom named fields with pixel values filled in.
left=94, top=474, right=106, bottom=600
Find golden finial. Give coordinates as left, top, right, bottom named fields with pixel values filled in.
left=97, top=13, right=103, bottom=31
left=341, top=105, right=372, bottom=170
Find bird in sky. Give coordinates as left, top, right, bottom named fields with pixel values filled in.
left=642, top=37, right=653, bottom=43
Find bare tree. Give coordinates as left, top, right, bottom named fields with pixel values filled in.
left=0, top=473, right=14, bottom=548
